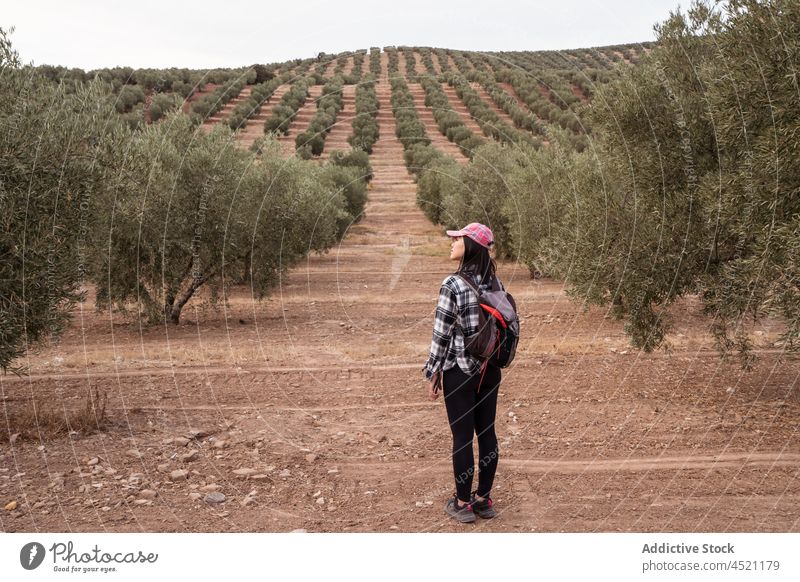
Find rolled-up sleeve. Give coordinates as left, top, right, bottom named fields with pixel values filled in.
left=422, top=279, right=458, bottom=381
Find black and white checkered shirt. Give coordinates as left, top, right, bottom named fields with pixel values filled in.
left=422, top=270, right=503, bottom=381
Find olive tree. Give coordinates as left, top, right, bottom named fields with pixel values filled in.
left=0, top=28, right=114, bottom=374
left=90, top=117, right=352, bottom=325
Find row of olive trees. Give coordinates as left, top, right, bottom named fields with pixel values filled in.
left=0, top=29, right=365, bottom=374
left=418, top=0, right=800, bottom=362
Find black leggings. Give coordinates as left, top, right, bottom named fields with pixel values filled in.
left=442, top=362, right=501, bottom=501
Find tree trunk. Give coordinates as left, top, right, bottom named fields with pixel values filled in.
left=164, top=292, right=176, bottom=323
left=169, top=272, right=213, bottom=325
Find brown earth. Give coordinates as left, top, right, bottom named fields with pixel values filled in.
left=1, top=54, right=799, bottom=534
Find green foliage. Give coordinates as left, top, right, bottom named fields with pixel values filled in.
left=115, top=84, right=145, bottom=113
left=390, top=75, right=430, bottom=152
left=416, top=157, right=461, bottom=225
left=419, top=75, right=484, bottom=158
left=489, top=0, right=800, bottom=361
left=265, top=78, right=310, bottom=134
left=228, top=77, right=282, bottom=130
left=329, top=148, right=373, bottom=183
left=1, top=30, right=115, bottom=373
left=369, top=47, right=382, bottom=77
left=149, top=92, right=182, bottom=122
left=92, top=114, right=353, bottom=326
left=295, top=80, right=343, bottom=155
left=191, top=75, right=248, bottom=120
left=321, top=165, right=368, bottom=233
left=348, top=77, right=379, bottom=153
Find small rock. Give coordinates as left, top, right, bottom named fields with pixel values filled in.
left=213, top=440, right=228, bottom=449
left=139, top=489, right=158, bottom=500
left=241, top=496, right=256, bottom=507
left=172, top=437, right=190, bottom=447
left=204, top=492, right=226, bottom=504
left=133, top=499, right=152, bottom=506
left=291, top=528, right=307, bottom=533
left=233, top=468, right=257, bottom=477
left=316, top=497, right=326, bottom=505
left=199, top=484, right=221, bottom=492
left=188, top=429, right=210, bottom=439
left=157, top=463, right=171, bottom=472
left=415, top=501, right=425, bottom=507
left=126, top=449, right=144, bottom=459
left=87, top=457, right=99, bottom=466
left=279, top=469, right=291, bottom=478
left=327, top=468, right=339, bottom=474
left=250, top=474, right=271, bottom=481
left=170, top=469, right=189, bottom=482
left=327, top=504, right=336, bottom=511
left=305, top=453, right=317, bottom=462
left=4, top=501, right=17, bottom=511
left=181, top=450, right=199, bottom=462
left=189, top=492, right=202, bottom=501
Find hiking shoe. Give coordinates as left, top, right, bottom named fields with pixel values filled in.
left=470, top=492, right=496, bottom=519
left=444, top=495, right=476, bottom=523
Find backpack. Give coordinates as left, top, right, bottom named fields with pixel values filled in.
left=456, top=273, right=520, bottom=372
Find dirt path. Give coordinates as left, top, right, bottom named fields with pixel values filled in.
left=1, top=55, right=799, bottom=534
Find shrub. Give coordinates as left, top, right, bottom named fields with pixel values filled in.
left=348, top=77, right=379, bottom=153
left=149, top=92, right=182, bottom=122
left=329, top=148, right=373, bottom=182
left=264, top=78, right=310, bottom=134
left=417, top=157, right=461, bottom=224
left=115, top=84, right=145, bottom=113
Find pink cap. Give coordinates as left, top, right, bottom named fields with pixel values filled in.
left=446, top=222, right=494, bottom=249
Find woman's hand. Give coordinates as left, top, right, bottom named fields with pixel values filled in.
left=428, top=372, right=441, bottom=401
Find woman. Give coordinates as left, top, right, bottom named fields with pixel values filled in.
left=422, top=222, right=504, bottom=524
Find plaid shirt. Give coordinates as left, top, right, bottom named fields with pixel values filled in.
left=422, top=271, right=502, bottom=381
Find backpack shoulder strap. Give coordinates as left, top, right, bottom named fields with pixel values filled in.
left=455, top=274, right=481, bottom=297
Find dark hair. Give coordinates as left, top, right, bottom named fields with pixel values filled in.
left=456, top=236, right=496, bottom=285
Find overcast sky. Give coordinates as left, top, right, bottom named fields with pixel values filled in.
left=4, top=0, right=683, bottom=70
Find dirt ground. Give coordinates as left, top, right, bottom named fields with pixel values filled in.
left=2, top=77, right=799, bottom=534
